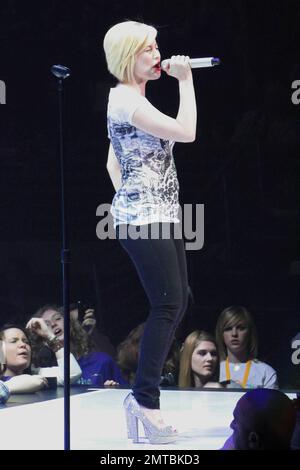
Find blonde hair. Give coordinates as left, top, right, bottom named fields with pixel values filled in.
left=178, top=330, right=219, bottom=388
left=215, top=306, right=258, bottom=361
left=103, top=21, right=157, bottom=83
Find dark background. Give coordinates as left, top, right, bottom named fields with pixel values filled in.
left=0, top=0, right=299, bottom=387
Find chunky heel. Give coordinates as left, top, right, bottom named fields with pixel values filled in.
left=125, top=407, right=139, bottom=442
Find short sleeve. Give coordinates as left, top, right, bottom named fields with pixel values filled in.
left=120, top=89, right=146, bottom=125
left=108, top=86, right=147, bottom=126
left=264, top=365, right=279, bottom=389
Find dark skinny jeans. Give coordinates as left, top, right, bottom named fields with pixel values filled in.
left=116, top=222, right=189, bottom=409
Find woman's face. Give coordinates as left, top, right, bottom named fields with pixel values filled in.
left=191, top=341, right=218, bottom=379
left=3, top=328, right=31, bottom=373
left=42, top=310, right=64, bottom=340
left=223, top=321, right=249, bottom=355
left=133, top=39, right=161, bottom=83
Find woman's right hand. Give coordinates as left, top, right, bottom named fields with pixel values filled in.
left=26, top=318, right=54, bottom=341
left=104, top=379, right=120, bottom=388
left=30, top=375, right=49, bottom=390
left=163, top=55, right=192, bottom=81
left=82, top=309, right=96, bottom=334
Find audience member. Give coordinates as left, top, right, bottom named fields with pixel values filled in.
left=179, top=330, right=222, bottom=388
left=216, top=306, right=278, bottom=389
left=0, top=324, right=81, bottom=391
left=1, top=339, right=45, bottom=402
left=221, top=389, right=296, bottom=450
left=31, top=305, right=126, bottom=386
left=291, top=395, right=300, bottom=450
left=117, top=322, right=180, bottom=386
left=69, top=302, right=116, bottom=358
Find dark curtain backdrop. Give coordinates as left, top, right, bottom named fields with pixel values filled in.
left=0, top=0, right=299, bottom=387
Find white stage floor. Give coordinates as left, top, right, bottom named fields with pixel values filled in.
left=0, top=388, right=296, bottom=450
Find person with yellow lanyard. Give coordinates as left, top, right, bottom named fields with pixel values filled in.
left=215, top=306, right=278, bottom=389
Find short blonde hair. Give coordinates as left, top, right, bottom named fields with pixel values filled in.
left=215, top=306, right=258, bottom=361
left=103, top=21, right=157, bottom=83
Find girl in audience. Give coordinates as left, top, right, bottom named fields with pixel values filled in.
left=30, top=305, right=127, bottom=386
left=179, top=330, right=222, bottom=388
left=215, top=306, right=278, bottom=389
left=117, top=322, right=180, bottom=386
left=0, top=323, right=81, bottom=391
left=1, top=337, right=47, bottom=400
left=69, top=302, right=116, bottom=358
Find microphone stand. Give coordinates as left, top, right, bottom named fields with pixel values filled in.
left=51, top=64, right=71, bottom=451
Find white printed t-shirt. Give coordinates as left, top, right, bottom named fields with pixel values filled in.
left=107, top=84, right=180, bottom=228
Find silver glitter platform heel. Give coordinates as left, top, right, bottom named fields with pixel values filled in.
left=123, top=393, right=178, bottom=444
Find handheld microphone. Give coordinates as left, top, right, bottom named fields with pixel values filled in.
left=161, top=57, right=220, bottom=70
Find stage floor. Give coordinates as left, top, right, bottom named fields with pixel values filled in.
left=0, top=388, right=297, bottom=450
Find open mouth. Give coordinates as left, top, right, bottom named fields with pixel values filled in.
left=153, top=62, right=161, bottom=71
left=18, top=352, right=29, bottom=358
left=54, top=329, right=62, bottom=337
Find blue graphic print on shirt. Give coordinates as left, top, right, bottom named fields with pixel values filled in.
left=107, top=85, right=180, bottom=227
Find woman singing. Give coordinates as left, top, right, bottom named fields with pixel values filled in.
left=103, top=20, right=197, bottom=444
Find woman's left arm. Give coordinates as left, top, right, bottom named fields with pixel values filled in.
left=54, top=349, right=82, bottom=385
left=38, top=349, right=82, bottom=386
left=4, top=374, right=48, bottom=394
